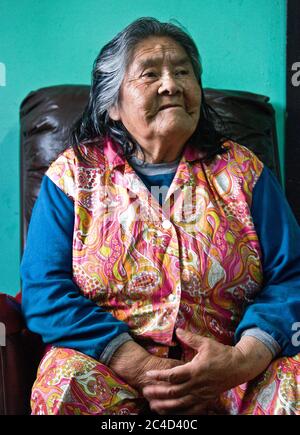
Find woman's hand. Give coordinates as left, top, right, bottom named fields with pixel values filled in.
left=108, top=340, right=183, bottom=393
left=142, top=329, right=273, bottom=414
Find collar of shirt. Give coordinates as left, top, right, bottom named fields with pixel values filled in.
left=103, top=137, right=205, bottom=171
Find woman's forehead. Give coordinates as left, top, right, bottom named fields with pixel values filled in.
left=130, top=36, right=190, bottom=68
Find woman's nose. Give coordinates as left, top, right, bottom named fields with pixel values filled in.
left=158, top=73, right=182, bottom=95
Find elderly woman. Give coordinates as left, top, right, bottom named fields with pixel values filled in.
left=21, top=17, right=300, bottom=415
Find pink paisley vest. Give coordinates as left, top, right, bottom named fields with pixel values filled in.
left=46, top=139, right=264, bottom=361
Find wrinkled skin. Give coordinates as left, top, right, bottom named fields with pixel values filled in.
left=109, top=36, right=202, bottom=163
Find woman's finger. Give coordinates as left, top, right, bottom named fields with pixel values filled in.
left=146, top=363, right=191, bottom=384
left=143, top=381, right=191, bottom=400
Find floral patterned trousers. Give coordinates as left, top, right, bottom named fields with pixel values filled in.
left=31, top=346, right=300, bottom=415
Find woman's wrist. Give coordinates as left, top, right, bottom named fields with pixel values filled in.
left=108, top=340, right=183, bottom=392
left=233, top=335, right=273, bottom=384
left=108, top=340, right=152, bottom=390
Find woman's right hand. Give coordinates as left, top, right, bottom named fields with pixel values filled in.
left=109, top=340, right=182, bottom=393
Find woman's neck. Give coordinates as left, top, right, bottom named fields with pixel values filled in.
left=135, top=142, right=185, bottom=164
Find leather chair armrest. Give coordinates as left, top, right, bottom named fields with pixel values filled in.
left=0, top=293, right=24, bottom=338
left=0, top=293, right=44, bottom=414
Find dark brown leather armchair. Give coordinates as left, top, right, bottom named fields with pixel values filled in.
left=0, top=85, right=282, bottom=415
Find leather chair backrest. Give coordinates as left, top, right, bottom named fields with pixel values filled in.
left=20, top=85, right=281, bottom=252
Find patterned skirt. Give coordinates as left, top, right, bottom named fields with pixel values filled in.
left=31, top=346, right=300, bottom=415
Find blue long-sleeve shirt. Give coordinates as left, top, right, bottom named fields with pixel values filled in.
left=20, top=164, right=300, bottom=361
left=20, top=174, right=132, bottom=362
left=235, top=166, right=300, bottom=355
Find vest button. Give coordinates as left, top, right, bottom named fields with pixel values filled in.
left=168, top=294, right=176, bottom=302
left=162, top=220, right=172, bottom=230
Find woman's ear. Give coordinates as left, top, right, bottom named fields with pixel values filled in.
left=108, top=104, right=121, bottom=121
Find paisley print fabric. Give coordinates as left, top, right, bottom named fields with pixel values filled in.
left=31, top=138, right=299, bottom=414
left=220, top=353, right=300, bottom=415
left=31, top=347, right=300, bottom=415
left=46, top=139, right=264, bottom=358
left=31, top=347, right=144, bottom=415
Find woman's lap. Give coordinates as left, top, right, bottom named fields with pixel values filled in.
left=31, top=346, right=146, bottom=415
left=221, top=353, right=300, bottom=415
left=31, top=347, right=300, bottom=415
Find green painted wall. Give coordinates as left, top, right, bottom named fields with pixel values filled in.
left=0, top=0, right=286, bottom=295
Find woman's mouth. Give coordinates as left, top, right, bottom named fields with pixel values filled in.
left=159, top=104, right=182, bottom=111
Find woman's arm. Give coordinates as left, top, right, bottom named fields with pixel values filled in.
left=21, top=175, right=132, bottom=362
left=235, top=165, right=300, bottom=357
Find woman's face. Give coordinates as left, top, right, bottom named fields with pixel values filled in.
left=109, top=36, right=202, bottom=153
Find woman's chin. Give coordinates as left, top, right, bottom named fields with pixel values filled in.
left=155, top=125, right=196, bottom=145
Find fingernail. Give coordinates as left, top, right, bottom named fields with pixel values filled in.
left=176, top=328, right=184, bottom=335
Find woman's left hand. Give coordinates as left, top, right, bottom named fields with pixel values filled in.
left=142, top=328, right=273, bottom=414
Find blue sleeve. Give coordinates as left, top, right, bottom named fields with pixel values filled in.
left=20, top=175, right=130, bottom=360
left=235, top=166, right=300, bottom=357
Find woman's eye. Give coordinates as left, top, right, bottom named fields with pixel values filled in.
left=142, top=71, right=158, bottom=79
left=175, top=69, right=189, bottom=76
